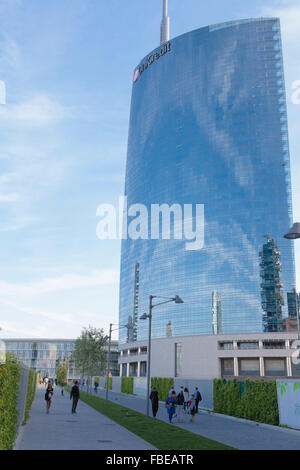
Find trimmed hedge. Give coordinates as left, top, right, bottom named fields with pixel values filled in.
left=105, top=376, right=112, bottom=391
left=121, top=377, right=133, bottom=394
left=151, top=377, right=174, bottom=402
left=0, top=354, right=21, bottom=450
left=23, top=368, right=37, bottom=425
left=213, top=378, right=279, bottom=425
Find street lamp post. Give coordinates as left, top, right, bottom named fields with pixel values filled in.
left=105, top=322, right=130, bottom=404
left=105, top=323, right=113, bottom=404
left=140, top=294, right=184, bottom=422
left=284, top=223, right=300, bottom=339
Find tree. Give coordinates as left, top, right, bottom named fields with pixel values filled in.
left=56, top=361, right=68, bottom=386
left=72, top=326, right=107, bottom=379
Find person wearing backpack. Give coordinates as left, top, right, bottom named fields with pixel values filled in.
left=165, top=392, right=177, bottom=423
left=176, top=390, right=184, bottom=422
left=194, top=387, right=202, bottom=413
left=189, top=395, right=196, bottom=423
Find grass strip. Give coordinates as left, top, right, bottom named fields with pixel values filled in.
left=66, top=386, right=235, bottom=450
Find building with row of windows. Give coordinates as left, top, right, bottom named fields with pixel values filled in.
left=119, top=332, right=300, bottom=379
left=2, top=339, right=120, bottom=379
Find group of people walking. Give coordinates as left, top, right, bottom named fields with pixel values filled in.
left=43, top=378, right=202, bottom=426
left=44, top=380, right=80, bottom=415
left=150, top=385, right=202, bottom=424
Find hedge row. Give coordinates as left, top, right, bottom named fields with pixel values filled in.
left=213, top=379, right=279, bottom=425
left=105, top=376, right=112, bottom=390
left=0, top=354, right=21, bottom=450
left=151, top=377, right=174, bottom=401
left=23, top=368, right=37, bottom=425
left=121, top=377, right=133, bottom=394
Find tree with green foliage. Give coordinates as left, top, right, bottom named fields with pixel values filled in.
left=56, top=361, right=68, bottom=386
left=72, top=326, right=107, bottom=379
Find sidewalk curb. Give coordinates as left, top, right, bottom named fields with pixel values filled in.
left=98, top=387, right=300, bottom=437
left=199, top=409, right=300, bottom=436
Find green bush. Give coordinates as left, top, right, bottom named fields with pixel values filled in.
left=213, top=378, right=279, bottom=425
left=104, top=376, right=112, bottom=390
left=0, top=354, right=21, bottom=450
left=23, top=368, right=37, bottom=425
left=151, top=377, right=174, bottom=401
left=121, top=377, right=133, bottom=394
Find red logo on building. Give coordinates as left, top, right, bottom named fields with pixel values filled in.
left=133, top=69, right=139, bottom=83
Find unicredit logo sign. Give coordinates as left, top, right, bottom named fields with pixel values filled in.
left=133, top=42, right=171, bottom=83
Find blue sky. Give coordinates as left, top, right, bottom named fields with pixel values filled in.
left=0, top=0, right=299, bottom=339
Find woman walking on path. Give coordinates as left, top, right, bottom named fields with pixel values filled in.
left=183, top=387, right=189, bottom=413
left=150, top=387, right=159, bottom=418
left=189, top=395, right=196, bottom=423
left=45, top=383, right=54, bottom=414
left=165, top=392, right=177, bottom=424
left=176, top=390, right=184, bottom=422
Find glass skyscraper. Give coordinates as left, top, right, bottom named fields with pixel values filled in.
left=119, top=18, right=296, bottom=344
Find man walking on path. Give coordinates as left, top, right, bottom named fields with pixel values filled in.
left=194, top=387, right=202, bottom=413
left=149, top=387, right=159, bottom=418
left=70, top=380, right=80, bottom=414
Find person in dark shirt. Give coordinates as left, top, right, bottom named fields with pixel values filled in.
left=149, top=387, right=159, bottom=418
left=70, top=380, right=80, bottom=414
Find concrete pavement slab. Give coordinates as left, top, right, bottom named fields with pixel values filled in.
left=15, top=386, right=156, bottom=450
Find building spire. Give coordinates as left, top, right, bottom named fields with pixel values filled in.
left=160, top=0, right=170, bottom=44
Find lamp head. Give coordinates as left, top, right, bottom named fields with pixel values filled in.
left=174, top=295, right=184, bottom=304
left=284, top=222, right=300, bottom=240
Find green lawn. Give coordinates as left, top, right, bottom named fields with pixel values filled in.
left=66, top=387, right=235, bottom=450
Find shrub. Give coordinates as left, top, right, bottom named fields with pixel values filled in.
left=121, top=377, right=133, bottom=394
left=23, top=368, right=37, bottom=425
left=213, top=378, right=279, bottom=425
left=151, top=377, right=174, bottom=401
left=0, top=354, right=21, bottom=450
left=105, top=376, right=112, bottom=391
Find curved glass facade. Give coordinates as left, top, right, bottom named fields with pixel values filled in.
left=119, top=18, right=296, bottom=344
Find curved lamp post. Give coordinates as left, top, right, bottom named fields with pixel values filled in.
left=140, top=294, right=184, bottom=422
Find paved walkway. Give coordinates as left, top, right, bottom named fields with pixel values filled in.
left=89, top=386, right=300, bottom=450
left=15, top=386, right=156, bottom=450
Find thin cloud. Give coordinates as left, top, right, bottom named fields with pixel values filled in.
left=0, top=94, right=74, bottom=127
left=0, top=269, right=119, bottom=299
left=0, top=192, right=20, bottom=202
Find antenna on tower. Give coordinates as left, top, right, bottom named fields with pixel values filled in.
left=160, top=0, right=170, bottom=45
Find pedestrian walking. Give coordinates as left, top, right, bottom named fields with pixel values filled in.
left=165, top=392, right=177, bottom=424
left=149, top=387, right=159, bottom=418
left=61, top=386, right=64, bottom=396
left=70, top=380, right=80, bottom=414
left=183, top=387, right=189, bottom=413
left=45, top=383, right=54, bottom=414
left=194, top=387, right=202, bottom=413
left=168, top=385, right=176, bottom=397
left=176, top=390, right=184, bottom=422
left=189, top=395, right=196, bottom=423
left=94, top=381, right=99, bottom=394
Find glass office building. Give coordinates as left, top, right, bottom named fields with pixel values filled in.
left=3, top=339, right=120, bottom=377
left=119, top=18, right=296, bottom=344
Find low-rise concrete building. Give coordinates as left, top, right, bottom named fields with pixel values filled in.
left=118, top=332, right=300, bottom=379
